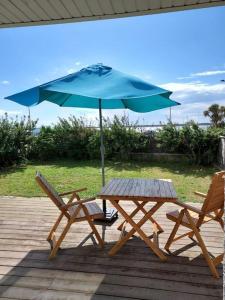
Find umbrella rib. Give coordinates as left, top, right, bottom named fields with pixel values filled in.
left=59, top=94, right=72, bottom=107
left=121, top=99, right=127, bottom=109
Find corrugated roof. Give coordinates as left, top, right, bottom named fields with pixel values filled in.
left=0, top=0, right=225, bottom=28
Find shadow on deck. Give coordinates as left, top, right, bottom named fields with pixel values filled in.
left=0, top=197, right=223, bottom=300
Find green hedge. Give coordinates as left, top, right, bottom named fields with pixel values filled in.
left=0, top=114, right=224, bottom=168
left=156, top=122, right=224, bottom=165
left=30, top=115, right=150, bottom=161
left=0, top=114, right=37, bottom=168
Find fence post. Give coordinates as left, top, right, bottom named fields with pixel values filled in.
left=219, top=136, right=225, bottom=169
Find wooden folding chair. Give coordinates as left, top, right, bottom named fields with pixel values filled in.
left=165, top=171, right=224, bottom=278
left=35, top=171, right=104, bottom=259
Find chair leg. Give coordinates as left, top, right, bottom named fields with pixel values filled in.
left=188, top=231, right=194, bottom=239
left=188, top=227, right=201, bottom=239
left=88, top=218, right=104, bottom=248
left=165, top=210, right=184, bottom=251
left=213, top=253, right=224, bottom=267
left=215, top=209, right=224, bottom=230
left=185, top=210, right=220, bottom=278
left=82, top=205, right=104, bottom=248
left=49, top=220, right=72, bottom=259
left=47, top=212, right=64, bottom=241
left=218, top=218, right=224, bottom=230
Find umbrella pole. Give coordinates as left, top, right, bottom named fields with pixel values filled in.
left=99, top=99, right=106, bottom=212
left=98, top=99, right=118, bottom=222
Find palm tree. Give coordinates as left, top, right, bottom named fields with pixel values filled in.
left=203, top=104, right=225, bottom=127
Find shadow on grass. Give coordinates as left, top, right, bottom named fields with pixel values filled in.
left=0, top=159, right=217, bottom=179
left=105, top=160, right=217, bottom=178
left=0, top=164, right=27, bottom=177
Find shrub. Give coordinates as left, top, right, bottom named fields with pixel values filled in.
left=0, top=114, right=36, bottom=168
left=53, top=116, right=94, bottom=159
left=155, top=122, right=182, bottom=153
left=156, top=121, right=225, bottom=165
left=31, top=116, right=95, bottom=160
left=30, top=126, right=56, bottom=161
left=181, top=123, right=224, bottom=165
left=87, top=130, right=101, bottom=159
left=1, top=113, right=224, bottom=168
left=104, top=115, right=149, bottom=158
left=86, top=115, right=150, bottom=160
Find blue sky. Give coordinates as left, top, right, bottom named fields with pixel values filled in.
left=1, top=5, right=225, bottom=125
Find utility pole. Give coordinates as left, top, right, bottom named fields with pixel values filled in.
left=28, top=107, right=32, bottom=134
left=169, top=107, right=172, bottom=123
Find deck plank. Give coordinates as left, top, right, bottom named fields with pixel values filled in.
left=0, top=196, right=223, bottom=299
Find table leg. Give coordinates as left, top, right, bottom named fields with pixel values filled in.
left=117, top=201, right=146, bottom=231
left=134, top=201, right=164, bottom=233
left=117, top=201, right=163, bottom=233
left=109, top=201, right=167, bottom=261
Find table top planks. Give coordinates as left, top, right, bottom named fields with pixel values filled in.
left=99, top=178, right=177, bottom=202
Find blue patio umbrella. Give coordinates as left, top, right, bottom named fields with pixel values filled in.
left=5, top=64, right=180, bottom=220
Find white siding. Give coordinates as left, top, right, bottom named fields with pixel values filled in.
left=0, top=0, right=224, bottom=28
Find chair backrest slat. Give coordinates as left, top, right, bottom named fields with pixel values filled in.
left=201, top=171, right=225, bottom=214
left=35, top=172, right=65, bottom=209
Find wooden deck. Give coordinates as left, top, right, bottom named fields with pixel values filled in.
left=0, top=196, right=223, bottom=300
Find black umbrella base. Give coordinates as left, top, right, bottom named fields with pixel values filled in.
left=97, top=208, right=118, bottom=222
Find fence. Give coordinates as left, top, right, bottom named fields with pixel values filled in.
left=219, top=136, right=225, bottom=169
left=86, top=123, right=211, bottom=129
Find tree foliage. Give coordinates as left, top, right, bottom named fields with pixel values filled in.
left=203, top=104, right=225, bottom=127
left=0, top=114, right=37, bottom=168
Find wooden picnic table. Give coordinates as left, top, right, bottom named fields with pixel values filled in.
left=98, top=178, right=178, bottom=261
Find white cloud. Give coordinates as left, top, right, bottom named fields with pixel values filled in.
left=177, top=69, right=225, bottom=80
left=75, top=61, right=81, bottom=66
left=191, top=70, right=225, bottom=77
left=158, top=80, right=225, bottom=123
left=1, top=80, right=10, bottom=85
left=177, top=76, right=192, bottom=80
left=168, top=98, right=225, bottom=124
left=169, top=102, right=208, bottom=123
left=160, top=81, right=225, bottom=99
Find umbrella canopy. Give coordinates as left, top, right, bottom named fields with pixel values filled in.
left=5, top=63, right=180, bottom=221
left=5, top=63, right=179, bottom=111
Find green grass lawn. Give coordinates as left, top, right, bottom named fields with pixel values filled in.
left=0, top=160, right=217, bottom=202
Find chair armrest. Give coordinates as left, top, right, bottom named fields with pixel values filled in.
left=59, top=188, right=87, bottom=196
left=174, top=200, right=204, bottom=215
left=174, top=200, right=215, bottom=219
left=62, top=197, right=96, bottom=210
left=194, top=191, right=207, bottom=198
